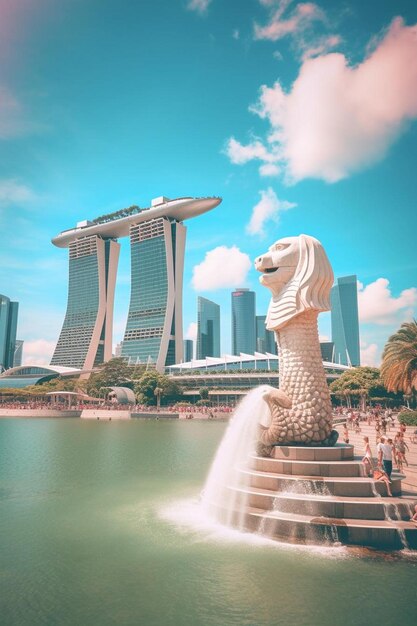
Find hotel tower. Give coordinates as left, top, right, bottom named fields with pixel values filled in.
left=51, top=196, right=221, bottom=372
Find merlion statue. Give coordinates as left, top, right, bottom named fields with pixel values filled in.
left=255, top=234, right=338, bottom=454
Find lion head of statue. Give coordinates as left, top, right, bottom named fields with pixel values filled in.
left=255, top=234, right=334, bottom=331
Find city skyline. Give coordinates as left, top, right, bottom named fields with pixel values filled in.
left=0, top=0, right=416, bottom=368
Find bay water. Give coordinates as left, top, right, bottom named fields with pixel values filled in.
left=0, top=418, right=416, bottom=626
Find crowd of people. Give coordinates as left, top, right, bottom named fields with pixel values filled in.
left=338, top=405, right=417, bottom=524
left=0, top=399, right=236, bottom=419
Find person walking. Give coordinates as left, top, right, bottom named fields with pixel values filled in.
left=377, top=436, right=393, bottom=480
left=396, top=434, right=409, bottom=469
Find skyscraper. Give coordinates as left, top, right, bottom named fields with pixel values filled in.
left=331, top=275, right=360, bottom=366
left=183, top=339, right=193, bottom=362
left=121, top=218, right=186, bottom=369
left=197, top=296, right=220, bottom=359
left=0, top=294, right=19, bottom=371
left=231, top=289, right=256, bottom=355
left=52, top=197, right=221, bottom=371
left=51, top=235, right=120, bottom=369
left=13, top=340, right=24, bottom=367
left=256, top=315, right=277, bottom=355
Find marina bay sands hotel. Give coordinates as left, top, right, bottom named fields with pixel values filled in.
left=50, top=196, right=221, bottom=372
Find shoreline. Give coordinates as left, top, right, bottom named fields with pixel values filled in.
left=0, top=408, right=230, bottom=420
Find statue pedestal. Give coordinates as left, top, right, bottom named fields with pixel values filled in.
left=227, top=444, right=417, bottom=550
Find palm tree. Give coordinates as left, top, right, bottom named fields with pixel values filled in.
left=381, top=320, right=417, bottom=394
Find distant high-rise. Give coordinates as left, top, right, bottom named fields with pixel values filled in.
left=13, top=340, right=24, bottom=367
left=320, top=341, right=335, bottom=363
left=114, top=341, right=124, bottom=357
left=197, top=296, right=220, bottom=359
left=231, top=289, right=256, bottom=355
left=256, top=315, right=277, bottom=355
left=183, top=339, right=193, bottom=362
left=0, top=294, right=19, bottom=371
left=331, top=275, right=360, bottom=366
left=51, top=236, right=120, bottom=369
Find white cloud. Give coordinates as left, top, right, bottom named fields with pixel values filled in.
left=254, top=1, right=325, bottom=42
left=23, top=339, right=56, bottom=366
left=0, top=179, right=36, bottom=206
left=187, top=0, right=211, bottom=14
left=259, top=163, right=281, bottom=176
left=360, top=341, right=380, bottom=367
left=227, top=18, right=417, bottom=182
left=226, top=137, right=278, bottom=165
left=192, top=246, right=251, bottom=291
left=233, top=29, right=240, bottom=40
left=186, top=322, right=198, bottom=342
left=246, top=187, right=296, bottom=236
left=358, top=278, right=417, bottom=325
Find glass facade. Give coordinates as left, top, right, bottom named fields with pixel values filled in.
left=183, top=339, right=193, bottom=362
left=122, top=218, right=185, bottom=369
left=51, top=236, right=119, bottom=369
left=256, top=315, right=277, bottom=354
left=231, top=289, right=256, bottom=355
left=13, top=340, right=24, bottom=367
left=320, top=341, right=335, bottom=362
left=197, top=296, right=220, bottom=359
left=0, top=295, right=18, bottom=372
left=331, top=275, right=360, bottom=366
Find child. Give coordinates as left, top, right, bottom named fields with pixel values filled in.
left=361, top=436, right=373, bottom=477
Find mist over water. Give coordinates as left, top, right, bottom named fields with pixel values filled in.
left=1, top=417, right=416, bottom=626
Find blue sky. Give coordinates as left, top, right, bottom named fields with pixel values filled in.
left=0, top=0, right=416, bottom=365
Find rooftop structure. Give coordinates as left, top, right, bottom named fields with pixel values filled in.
left=0, top=364, right=81, bottom=389
left=167, top=352, right=349, bottom=377
left=52, top=197, right=221, bottom=248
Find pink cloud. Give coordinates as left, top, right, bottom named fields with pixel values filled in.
left=228, top=18, right=417, bottom=182
left=254, top=1, right=325, bottom=42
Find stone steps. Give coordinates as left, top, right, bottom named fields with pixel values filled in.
left=240, top=467, right=403, bottom=497
left=230, top=485, right=415, bottom=520
left=272, top=443, right=354, bottom=461
left=251, top=455, right=365, bottom=477
left=239, top=506, right=417, bottom=551
left=228, top=440, right=417, bottom=550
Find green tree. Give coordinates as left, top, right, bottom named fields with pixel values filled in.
left=329, top=366, right=388, bottom=409
left=199, top=387, right=209, bottom=401
left=87, top=358, right=132, bottom=396
left=381, top=320, right=417, bottom=396
left=134, top=371, right=181, bottom=406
